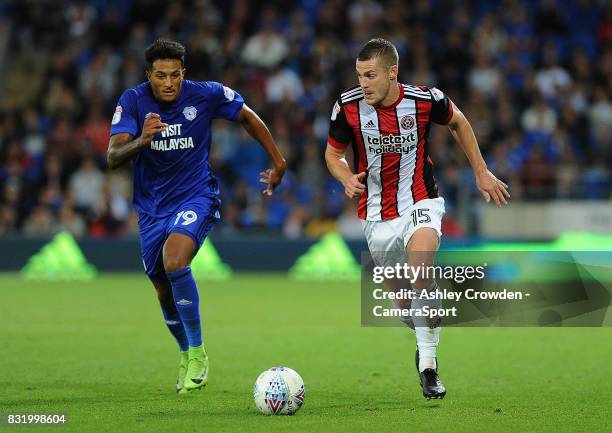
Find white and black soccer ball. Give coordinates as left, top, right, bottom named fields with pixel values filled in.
left=253, top=366, right=305, bottom=415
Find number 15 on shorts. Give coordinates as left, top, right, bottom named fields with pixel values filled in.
left=411, top=208, right=431, bottom=226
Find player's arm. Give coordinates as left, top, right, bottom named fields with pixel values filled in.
left=107, top=113, right=167, bottom=169
left=236, top=104, right=286, bottom=196
left=325, top=145, right=365, bottom=199
left=447, top=102, right=510, bottom=206
left=324, top=99, right=365, bottom=198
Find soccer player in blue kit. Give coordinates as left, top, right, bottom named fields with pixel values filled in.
left=107, top=40, right=286, bottom=394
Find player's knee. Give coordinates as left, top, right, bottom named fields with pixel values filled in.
left=406, top=228, right=439, bottom=253
left=405, top=228, right=438, bottom=289
left=413, top=277, right=434, bottom=290
left=163, top=254, right=190, bottom=274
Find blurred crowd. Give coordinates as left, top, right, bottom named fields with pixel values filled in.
left=0, top=0, right=610, bottom=239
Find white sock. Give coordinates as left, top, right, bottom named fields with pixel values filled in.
left=391, top=283, right=442, bottom=372
left=416, top=326, right=440, bottom=371
left=412, top=281, right=441, bottom=372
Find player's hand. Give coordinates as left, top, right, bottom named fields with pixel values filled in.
left=260, top=167, right=285, bottom=196
left=140, top=113, right=168, bottom=146
left=476, top=169, right=510, bottom=207
left=343, top=172, right=366, bottom=198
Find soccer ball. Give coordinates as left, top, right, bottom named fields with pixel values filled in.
left=253, top=366, right=305, bottom=415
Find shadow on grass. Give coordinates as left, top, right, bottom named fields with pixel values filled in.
left=417, top=403, right=442, bottom=409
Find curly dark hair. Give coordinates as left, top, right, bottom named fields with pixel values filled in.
left=144, top=39, right=186, bottom=70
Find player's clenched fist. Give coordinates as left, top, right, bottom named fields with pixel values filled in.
left=140, top=113, right=168, bottom=145
left=343, top=171, right=366, bottom=198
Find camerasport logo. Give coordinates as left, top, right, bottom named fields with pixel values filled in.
left=400, top=115, right=415, bottom=130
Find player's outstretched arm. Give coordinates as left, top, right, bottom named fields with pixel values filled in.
left=237, top=105, right=286, bottom=196
left=107, top=113, right=168, bottom=169
left=324, top=144, right=365, bottom=199
left=447, top=102, right=510, bottom=207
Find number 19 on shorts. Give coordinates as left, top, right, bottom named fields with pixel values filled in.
left=175, top=210, right=197, bottom=226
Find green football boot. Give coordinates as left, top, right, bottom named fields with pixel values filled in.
left=182, top=345, right=209, bottom=392
left=176, top=351, right=189, bottom=394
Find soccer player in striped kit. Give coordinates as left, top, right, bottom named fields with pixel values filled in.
left=325, top=38, right=509, bottom=399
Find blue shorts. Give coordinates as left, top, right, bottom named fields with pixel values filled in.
left=138, top=198, right=220, bottom=280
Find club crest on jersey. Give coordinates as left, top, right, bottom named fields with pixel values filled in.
left=112, top=106, right=122, bottom=125
left=400, top=115, right=415, bottom=130
left=182, top=106, right=197, bottom=121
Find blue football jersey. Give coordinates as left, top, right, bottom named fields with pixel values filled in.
left=109, top=80, right=244, bottom=217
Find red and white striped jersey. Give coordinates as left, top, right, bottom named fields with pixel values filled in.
left=327, top=83, right=453, bottom=221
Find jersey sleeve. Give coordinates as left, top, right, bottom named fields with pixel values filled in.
left=327, top=100, right=352, bottom=150
left=110, top=89, right=138, bottom=136
left=210, top=82, right=244, bottom=121
left=429, top=87, right=454, bottom=125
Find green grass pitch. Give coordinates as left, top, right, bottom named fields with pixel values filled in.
left=1, top=273, right=610, bottom=433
